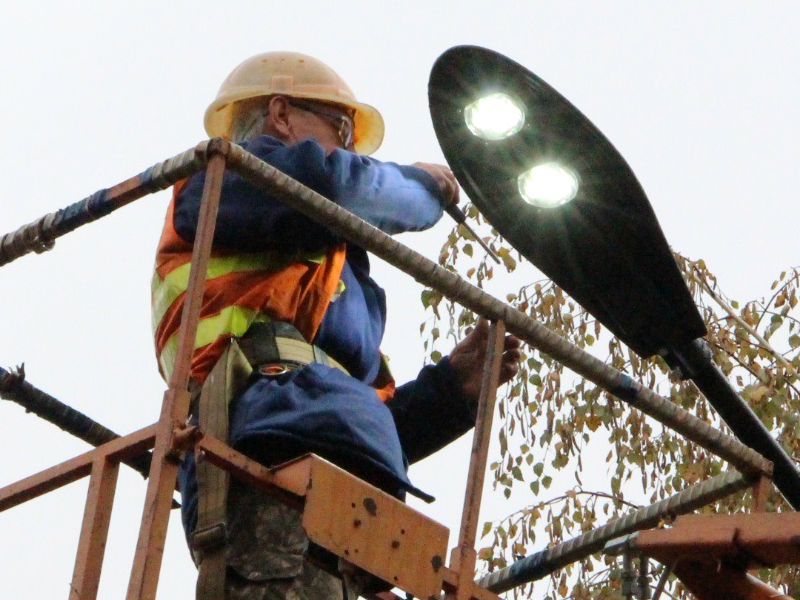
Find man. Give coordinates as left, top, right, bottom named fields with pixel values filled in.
left=152, top=51, right=521, bottom=600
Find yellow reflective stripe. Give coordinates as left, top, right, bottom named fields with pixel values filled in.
left=158, top=306, right=272, bottom=382
left=297, top=252, right=347, bottom=300
left=151, top=251, right=326, bottom=335
left=331, top=279, right=346, bottom=302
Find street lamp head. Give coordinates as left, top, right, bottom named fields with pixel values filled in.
left=428, top=46, right=706, bottom=358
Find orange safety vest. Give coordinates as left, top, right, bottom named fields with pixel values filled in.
left=152, top=181, right=395, bottom=401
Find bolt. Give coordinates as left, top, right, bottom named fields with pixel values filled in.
left=431, top=555, right=443, bottom=572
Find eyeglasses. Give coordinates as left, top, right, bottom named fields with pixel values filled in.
left=289, top=100, right=355, bottom=149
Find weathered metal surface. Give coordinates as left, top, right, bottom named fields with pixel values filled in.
left=126, top=147, right=228, bottom=600
left=752, top=475, right=771, bottom=513
left=441, top=567, right=502, bottom=600
left=476, top=470, right=755, bottom=593
left=69, top=457, right=120, bottom=600
left=635, top=512, right=800, bottom=567
left=671, top=562, right=792, bottom=600
left=302, top=456, right=449, bottom=600
left=0, top=424, right=156, bottom=512
left=450, top=321, right=505, bottom=600
left=0, top=365, right=152, bottom=478
left=0, top=144, right=206, bottom=267
left=225, top=144, right=772, bottom=478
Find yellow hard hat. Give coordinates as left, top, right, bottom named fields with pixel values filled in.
left=205, top=51, right=385, bottom=155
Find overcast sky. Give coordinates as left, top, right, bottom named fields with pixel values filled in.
left=1, top=2, right=799, bottom=598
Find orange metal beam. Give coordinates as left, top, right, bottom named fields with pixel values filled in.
left=0, top=423, right=156, bottom=512
left=126, top=147, right=227, bottom=600
left=450, top=320, right=505, bottom=600
left=636, top=512, right=800, bottom=567
left=69, top=456, right=120, bottom=600
left=672, top=561, right=793, bottom=600
left=194, top=431, right=310, bottom=501
left=442, top=567, right=502, bottom=600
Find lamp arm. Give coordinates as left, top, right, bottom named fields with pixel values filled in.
left=666, top=338, right=800, bottom=510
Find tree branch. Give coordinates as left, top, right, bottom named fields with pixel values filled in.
left=690, top=267, right=798, bottom=379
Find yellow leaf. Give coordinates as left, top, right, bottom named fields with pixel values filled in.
left=751, top=385, right=770, bottom=403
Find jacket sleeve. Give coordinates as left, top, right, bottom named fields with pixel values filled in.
left=386, top=357, right=477, bottom=464
left=173, top=136, right=444, bottom=250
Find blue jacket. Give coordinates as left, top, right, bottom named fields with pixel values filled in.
left=173, top=136, right=476, bottom=535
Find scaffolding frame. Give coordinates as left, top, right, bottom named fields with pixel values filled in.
left=0, top=139, right=781, bottom=600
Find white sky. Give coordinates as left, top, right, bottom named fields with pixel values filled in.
left=1, top=2, right=799, bottom=598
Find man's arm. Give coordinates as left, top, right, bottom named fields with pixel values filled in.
left=388, top=319, right=522, bottom=464
left=388, top=358, right=477, bottom=465
left=173, top=136, right=447, bottom=250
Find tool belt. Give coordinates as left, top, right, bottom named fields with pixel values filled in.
left=237, top=321, right=350, bottom=377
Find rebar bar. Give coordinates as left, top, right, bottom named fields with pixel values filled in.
left=476, top=470, right=753, bottom=593
left=0, top=144, right=207, bottom=267
left=0, top=365, right=151, bottom=478
left=225, top=143, right=772, bottom=478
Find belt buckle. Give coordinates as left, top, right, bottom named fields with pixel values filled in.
left=259, top=364, right=291, bottom=377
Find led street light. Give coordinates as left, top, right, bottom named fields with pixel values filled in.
left=518, top=163, right=579, bottom=207
left=464, top=92, right=525, bottom=140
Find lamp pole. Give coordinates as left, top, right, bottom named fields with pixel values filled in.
left=667, top=338, right=800, bottom=508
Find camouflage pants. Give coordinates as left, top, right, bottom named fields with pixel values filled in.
left=223, top=479, right=343, bottom=600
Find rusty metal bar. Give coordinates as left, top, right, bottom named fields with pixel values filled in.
left=752, top=475, right=771, bottom=513
left=0, top=424, right=156, bottom=512
left=441, top=566, right=502, bottom=600
left=1, top=365, right=152, bottom=478
left=126, top=145, right=228, bottom=600
left=194, top=432, right=309, bottom=501
left=450, top=320, right=506, bottom=598
left=225, top=144, right=772, bottom=478
left=0, top=144, right=206, bottom=267
left=69, top=456, right=120, bottom=600
left=476, top=469, right=756, bottom=593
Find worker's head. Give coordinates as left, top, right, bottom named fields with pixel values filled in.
left=231, top=94, right=356, bottom=155
left=205, top=51, right=384, bottom=155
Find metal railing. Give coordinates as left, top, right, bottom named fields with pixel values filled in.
left=0, top=139, right=778, bottom=600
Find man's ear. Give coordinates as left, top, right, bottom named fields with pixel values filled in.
left=263, top=95, right=293, bottom=141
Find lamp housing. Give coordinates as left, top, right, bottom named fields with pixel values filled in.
left=428, top=45, right=705, bottom=358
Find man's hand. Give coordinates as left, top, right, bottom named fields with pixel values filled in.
left=412, top=162, right=460, bottom=206
left=447, top=317, right=522, bottom=404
